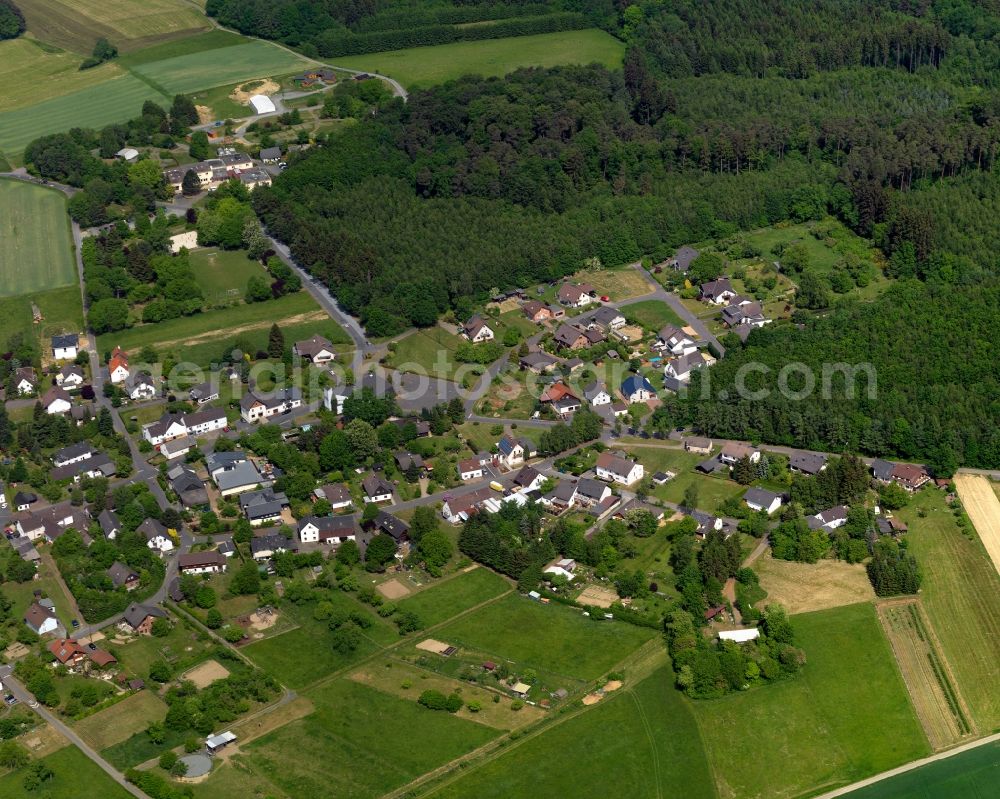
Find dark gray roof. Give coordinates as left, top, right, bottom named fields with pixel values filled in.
left=744, top=487, right=781, bottom=508
left=52, top=333, right=79, bottom=348
left=872, top=459, right=896, bottom=481
left=577, top=478, right=607, bottom=500
left=251, top=534, right=291, bottom=555
left=98, top=510, right=120, bottom=537
left=53, top=441, right=95, bottom=465
left=123, top=603, right=165, bottom=629
left=375, top=511, right=409, bottom=541
left=107, top=561, right=138, bottom=588
left=790, top=451, right=827, bottom=475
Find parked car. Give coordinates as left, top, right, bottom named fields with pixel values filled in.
left=71, top=619, right=79, bottom=629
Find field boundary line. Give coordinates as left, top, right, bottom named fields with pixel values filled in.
left=627, top=688, right=662, bottom=799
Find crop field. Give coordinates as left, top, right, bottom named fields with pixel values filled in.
left=436, top=594, right=656, bottom=682
left=754, top=552, right=875, bottom=614
left=19, top=0, right=210, bottom=53
left=622, top=298, right=686, bottom=331
left=117, top=30, right=247, bottom=67
left=0, top=74, right=167, bottom=158
left=0, top=745, right=132, bottom=799
left=331, top=29, right=625, bottom=89
left=428, top=665, right=716, bottom=799
left=953, top=474, right=1000, bottom=576
left=396, top=567, right=511, bottom=627
left=96, top=291, right=351, bottom=366
left=843, top=739, right=1000, bottom=799
left=73, top=690, right=169, bottom=750
left=216, top=678, right=500, bottom=799
left=0, top=180, right=76, bottom=296
left=876, top=600, right=972, bottom=750
left=693, top=603, right=928, bottom=799
left=898, top=488, right=1000, bottom=731
left=0, top=39, right=124, bottom=111
left=133, top=41, right=309, bottom=95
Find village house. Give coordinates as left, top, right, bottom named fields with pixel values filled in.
left=655, top=325, right=698, bottom=356
left=298, top=515, right=357, bottom=545
left=442, top=486, right=496, bottom=524
left=496, top=434, right=525, bottom=469
left=462, top=316, right=495, bottom=343
left=240, top=387, right=302, bottom=423
left=138, top=518, right=173, bottom=553
left=188, top=381, right=220, bottom=404
left=552, top=324, right=589, bottom=350
left=519, top=352, right=558, bottom=373
left=521, top=300, right=553, bottom=323
left=588, top=306, right=626, bottom=330
left=122, top=603, right=166, bottom=635
left=168, top=464, right=209, bottom=508
left=621, top=374, right=656, bottom=404
left=684, top=437, right=713, bottom=455
left=595, top=451, right=644, bottom=485
left=790, top=451, right=828, bottom=476
left=124, top=371, right=157, bottom=401
left=700, top=278, right=737, bottom=305
left=583, top=382, right=612, bottom=406
left=107, top=561, right=140, bottom=591
left=721, top=297, right=769, bottom=328
left=807, top=506, right=849, bottom=531
left=49, top=638, right=88, bottom=667
left=458, top=457, right=484, bottom=481
left=108, top=348, right=129, bottom=384
left=14, top=366, right=37, bottom=395
left=214, top=460, right=267, bottom=497
left=575, top=477, right=613, bottom=507
left=664, top=351, right=712, bottom=383
left=50, top=452, right=115, bottom=483
left=142, top=408, right=227, bottom=447
left=178, top=551, right=228, bottom=575
left=394, top=452, right=426, bottom=475
left=240, top=488, right=290, bottom=526
left=51, top=333, right=79, bottom=360
left=720, top=441, right=761, bottom=465
left=668, top=245, right=700, bottom=272
left=251, top=533, right=293, bottom=562
left=513, top=465, right=546, bottom=493
left=24, top=602, right=59, bottom=636
left=557, top=283, right=596, bottom=308
left=544, top=558, right=577, bottom=581
left=41, top=385, right=72, bottom=415
left=372, top=510, right=410, bottom=545
left=56, top=364, right=85, bottom=389
left=53, top=442, right=96, bottom=468
left=540, top=479, right=579, bottom=512
left=313, top=483, right=352, bottom=510
left=362, top=474, right=395, bottom=503
left=293, top=334, right=337, bottom=364
left=98, top=509, right=120, bottom=540
left=540, top=382, right=581, bottom=416
left=688, top=509, right=724, bottom=537
left=744, top=487, right=783, bottom=514
left=160, top=436, right=194, bottom=461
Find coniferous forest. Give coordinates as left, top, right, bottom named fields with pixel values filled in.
left=244, top=0, right=1000, bottom=469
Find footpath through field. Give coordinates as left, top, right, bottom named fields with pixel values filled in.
left=952, top=474, right=1000, bottom=577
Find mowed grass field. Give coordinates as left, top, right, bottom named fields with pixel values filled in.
left=0, top=180, right=76, bottom=296
left=0, top=286, right=83, bottom=352
left=898, top=488, right=1000, bottom=731
left=18, top=0, right=210, bottom=54
left=622, top=298, right=685, bottom=331
left=0, top=745, right=132, bottom=799
left=396, top=567, right=511, bottom=627
left=0, top=74, right=167, bottom=158
left=190, top=248, right=267, bottom=302
left=133, top=41, right=308, bottom=95
left=331, top=29, right=625, bottom=89
left=428, top=665, right=717, bottom=799
left=693, top=603, right=928, bottom=799
left=0, top=39, right=124, bottom=110
left=436, top=594, right=656, bottom=682
left=73, top=691, right=169, bottom=750
left=195, top=678, right=500, bottom=799
left=843, top=739, right=1000, bottom=799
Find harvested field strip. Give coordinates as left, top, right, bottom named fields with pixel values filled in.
left=876, top=601, right=971, bottom=750
left=953, top=474, right=1000, bottom=577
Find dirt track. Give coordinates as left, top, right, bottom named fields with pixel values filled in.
left=953, top=474, right=1000, bottom=577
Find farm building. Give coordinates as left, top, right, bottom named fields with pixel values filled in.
left=249, top=95, right=276, bottom=114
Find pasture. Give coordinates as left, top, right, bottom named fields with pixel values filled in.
left=222, top=678, right=499, bottom=799
left=18, top=0, right=210, bottom=53
left=843, top=739, right=1000, bottom=799
left=436, top=593, right=656, bottom=682
left=622, top=298, right=685, bottom=331
left=331, top=29, right=625, bottom=89
left=0, top=745, right=132, bottom=799
left=899, top=488, right=1000, bottom=731
left=396, top=567, right=511, bottom=627
left=0, top=39, right=123, bottom=111
left=876, top=601, right=972, bottom=749
left=0, top=74, right=167, bottom=158
left=754, top=552, right=875, bottom=614
left=0, top=180, right=76, bottom=297
left=428, top=665, right=716, bottom=799
left=133, top=41, right=308, bottom=95
left=72, top=690, right=168, bottom=750
left=693, top=603, right=928, bottom=799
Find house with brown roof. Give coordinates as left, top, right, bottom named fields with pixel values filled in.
left=41, top=385, right=72, bottom=415
left=178, top=551, right=228, bottom=575
left=121, top=603, right=166, bottom=635
left=595, top=451, right=644, bottom=486
left=557, top=283, right=596, bottom=308
left=14, top=366, right=37, bottom=396
left=552, top=324, right=589, bottom=350
left=362, top=474, right=394, bottom=503
left=522, top=301, right=552, bottom=323
left=890, top=463, right=930, bottom=492
left=719, top=442, right=761, bottom=465
left=293, top=334, right=336, bottom=364
left=49, top=638, right=88, bottom=666
left=684, top=437, right=713, bottom=454
left=314, top=483, right=352, bottom=510
left=107, top=561, right=139, bottom=591
left=25, top=602, right=59, bottom=635
left=462, top=316, right=495, bottom=343
left=700, top=277, right=737, bottom=305
left=458, top=457, right=484, bottom=481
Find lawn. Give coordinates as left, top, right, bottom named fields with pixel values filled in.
left=112, top=614, right=215, bottom=678
left=0, top=180, right=76, bottom=297
left=96, top=291, right=351, bottom=366
left=0, top=745, right=132, bottom=799
left=207, top=678, right=499, bottom=799
left=2, top=554, right=77, bottom=628
left=133, top=41, right=308, bottom=95
left=436, top=593, right=655, bottom=682
left=330, top=28, right=625, bottom=89
left=73, top=690, right=168, bottom=750
left=0, top=286, right=83, bottom=358
left=693, top=603, right=928, bottom=799
left=428, top=665, right=716, bottom=799
left=190, top=248, right=267, bottom=302
left=898, top=488, right=1000, bottom=731
left=396, top=567, right=511, bottom=627
left=0, top=39, right=125, bottom=111
left=387, top=326, right=465, bottom=378
left=843, top=739, right=1000, bottom=798
left=573, top=265, right=653, bottom=300
left=0, top=74, right=167, bottom=159
left=622, top=298, right=685, bottom=332
left=18, top=0, right=210, bottom=53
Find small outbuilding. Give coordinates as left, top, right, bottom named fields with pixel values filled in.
left=205, top=731, right=237, bottom=753
left=116, top=147, right=139, bottom=162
